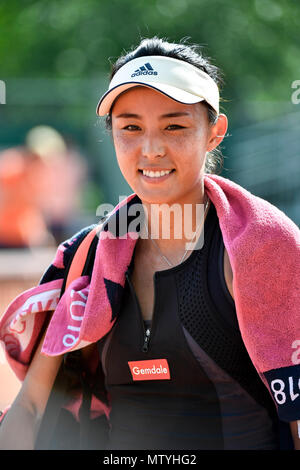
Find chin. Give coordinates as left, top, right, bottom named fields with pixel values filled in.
left=137, top=191, right=180, bottom=206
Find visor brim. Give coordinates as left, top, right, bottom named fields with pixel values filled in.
left=96, top=82, right=206, bottom=116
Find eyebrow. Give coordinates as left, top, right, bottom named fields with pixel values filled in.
left=115, top=112, right=191, bottom=119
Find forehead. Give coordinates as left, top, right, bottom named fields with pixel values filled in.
left=111, top=86, right=206, bottom=117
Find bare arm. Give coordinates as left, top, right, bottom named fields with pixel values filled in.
left=223, top=247, right=234, bottom=300
left=290, top=421, right=300, bottom=450
left=0, top=331, right=63, bottom=450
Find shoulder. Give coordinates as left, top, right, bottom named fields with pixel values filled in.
left=205, top=174, right=299, bottom=249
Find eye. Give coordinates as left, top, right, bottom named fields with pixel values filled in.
left=122, top=124, right=141, bottom=131
left=165, top=124, right=186, bottom=130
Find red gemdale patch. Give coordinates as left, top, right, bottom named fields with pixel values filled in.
left=128, top=359, right=170, bottom=381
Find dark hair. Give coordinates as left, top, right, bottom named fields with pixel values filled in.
left=105, top=37, right=226, bottom=175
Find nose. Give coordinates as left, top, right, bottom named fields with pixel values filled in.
left=142, top=131, right=166, bottom=159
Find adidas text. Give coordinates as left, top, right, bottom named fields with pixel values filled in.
left=131, top=70, right=158, bottom=77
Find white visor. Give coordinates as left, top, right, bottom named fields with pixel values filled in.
left=96, top=55, right=219, bottom=116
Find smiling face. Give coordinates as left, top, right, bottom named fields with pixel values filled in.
left=111, top=86, right=227, bottom=206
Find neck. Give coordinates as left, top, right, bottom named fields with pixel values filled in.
left=139, top=192, right=210, bottom=264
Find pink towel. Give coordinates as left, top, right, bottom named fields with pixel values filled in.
left=1, top=174, right=299, bottom=423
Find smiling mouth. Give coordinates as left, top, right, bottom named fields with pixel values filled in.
left=139, top=169, right=175, bottom=178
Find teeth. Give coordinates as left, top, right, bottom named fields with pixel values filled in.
left=142, top=169, right=172, bottom=177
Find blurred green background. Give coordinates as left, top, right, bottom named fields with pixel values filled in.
left=0, top=0, right=299, bottom=237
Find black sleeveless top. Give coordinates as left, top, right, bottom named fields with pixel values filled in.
left=97, top=202, right=278, bottom=450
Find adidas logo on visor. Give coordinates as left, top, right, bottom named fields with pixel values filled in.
left=131, top=62, right=158, bottom=77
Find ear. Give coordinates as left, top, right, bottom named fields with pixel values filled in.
left=206, top=114, right=228, bottom=152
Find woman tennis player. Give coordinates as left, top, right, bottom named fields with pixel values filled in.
left=0, top=37, right=299, bottom=450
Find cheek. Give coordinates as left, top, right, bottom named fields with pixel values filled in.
left=174, top=128, right=208, bottom=151
left=176, top=133, right=207, bottom=163
left=113, top=138, right=138, bottom=184
left=113, top=132, right=138, bottom=159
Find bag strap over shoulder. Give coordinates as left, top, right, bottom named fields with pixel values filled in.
left=64, top=226, right=99, bottom=290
